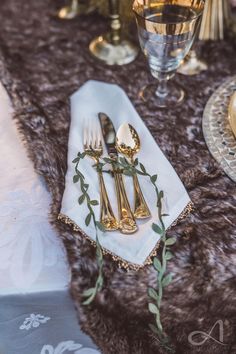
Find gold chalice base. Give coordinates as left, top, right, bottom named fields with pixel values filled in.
left=89, top=34, right=139, bottom=66
left=178, top=51, right=208, bottom=76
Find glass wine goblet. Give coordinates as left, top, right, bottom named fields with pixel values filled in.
left=133, top=0, right=205, bottom=107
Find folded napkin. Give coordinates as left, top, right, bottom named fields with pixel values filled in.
left=59, top=80, right=192, bottom=268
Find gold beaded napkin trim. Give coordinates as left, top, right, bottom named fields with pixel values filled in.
left=58, top=201, right=194, bottom=271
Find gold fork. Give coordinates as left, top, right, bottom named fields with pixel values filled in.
left=83, top=123, right=119, bottom=231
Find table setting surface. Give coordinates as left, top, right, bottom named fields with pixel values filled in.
left=0, top=0, right=236, bottom=353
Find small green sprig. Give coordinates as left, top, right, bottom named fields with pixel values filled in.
left=73, top=152, right=105, bottom=305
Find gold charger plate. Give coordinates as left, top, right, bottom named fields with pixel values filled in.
left=228, top=92, right=236, bottom=138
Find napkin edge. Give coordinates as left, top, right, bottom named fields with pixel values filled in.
left=58, top=201, right=194, bottom=271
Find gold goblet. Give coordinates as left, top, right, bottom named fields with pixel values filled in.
left=177, top=49, right=207, bottom=76
left=133, top=0, right=205, bottom=107
left=89, top=0, right=139, bottom=65
left=57, top=0, right=95, bottom=20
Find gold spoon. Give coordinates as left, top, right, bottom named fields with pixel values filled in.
left=116, top=123, right=151, bottom=219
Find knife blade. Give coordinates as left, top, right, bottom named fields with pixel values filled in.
left=98, top=112, right=118, bottom=158
left=98, top=112, right=138, bottom=234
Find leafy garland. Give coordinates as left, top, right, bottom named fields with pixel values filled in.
left=72, top=152, right=105, bottom=305
left=73, top=153, right=176, bottom=351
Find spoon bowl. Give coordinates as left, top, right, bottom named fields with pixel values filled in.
left=116, top=123, right=140, bottom=160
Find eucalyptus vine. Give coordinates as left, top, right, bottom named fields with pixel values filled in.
left=73, top=151, right=104, bottom=305
left=73, top=153, right=176, bottom=351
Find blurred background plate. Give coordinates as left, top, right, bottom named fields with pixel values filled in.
left=203, top=76, right=236, bottom=182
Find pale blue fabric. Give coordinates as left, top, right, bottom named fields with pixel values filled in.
left=0, top=291, right=101, bottom=354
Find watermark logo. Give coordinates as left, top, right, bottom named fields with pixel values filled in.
left=188, top=320, right=228, bottom=347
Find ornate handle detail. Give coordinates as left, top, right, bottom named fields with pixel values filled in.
left=133, top=173, right=151, bottom=219
left=98, top=171, right=119, bottom=231
left=113, top=170, right=138, bottom=234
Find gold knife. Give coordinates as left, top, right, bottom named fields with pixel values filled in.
left=98, top=112, right=138, bottom=234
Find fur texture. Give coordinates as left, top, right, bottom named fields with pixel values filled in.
left=0, top=0, right=236, bottom=353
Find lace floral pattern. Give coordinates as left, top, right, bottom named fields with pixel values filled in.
left=0, top=180, right=68, bottom=291
left=0, top=82, right=69, bottom=293
left=40, top=341, right=100, bottom=354
left=19, top=313, right=51, bottom=330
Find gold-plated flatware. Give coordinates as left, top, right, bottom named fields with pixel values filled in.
left=228, top=92, right=236, bottom=139
left=99, top=113, right=138, bottom=234
left=116, top=123, right=151, bottom=219
left=83, top=122, right=119, bottom=231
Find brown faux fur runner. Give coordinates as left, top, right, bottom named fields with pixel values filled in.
left=0, top=1, right=236, bottom=353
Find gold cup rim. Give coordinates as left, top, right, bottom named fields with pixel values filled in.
left=132, top=0, right=205, bottom=25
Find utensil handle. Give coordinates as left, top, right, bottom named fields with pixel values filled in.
left=98, top=171, right=118, bottom=231
left=113, top=170, right=138, bottom=234
left=133, top=173, right=151, bottom=219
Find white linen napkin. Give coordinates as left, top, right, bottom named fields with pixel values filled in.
left=59, top=80, right=192, bottom=268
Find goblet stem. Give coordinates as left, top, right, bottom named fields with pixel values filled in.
left=71, top=0, right=79, bottom=12
left=109, top=0, right=121, bottom=45
left=156, top=77, right=169, bottom=98
left=139, top=70, right=184, bottom=107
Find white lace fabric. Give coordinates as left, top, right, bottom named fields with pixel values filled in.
left=0, top=83, right=70, bottom=294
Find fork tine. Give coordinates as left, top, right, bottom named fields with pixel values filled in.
left=84, top=118, right=103, bottom=152
left=97, top=127, right=103, bottom=150
left=89, top=119, right=94, bottom=148
left=83, top=122, right=90, bottom=150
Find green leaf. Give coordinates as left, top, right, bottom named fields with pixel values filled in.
left=78, top=152, right=86, bottom=159
left=151, top=174, right=157, bottom=183
left=140, top=163, right=146, bottom=174
left=161, top=213, right=169, bottom=217
left=90, top=200, right=99, bottom=206
left=162, top=274, right=172, bottom=287
left=73, top=175, right=80, bottom=183
left=136, top=169, right=145, bottom=176
left=82, top=288, right=95, bottom=297
left=149, top=323, right=159, bottom=335
left=148, top=287, right=159, bottom=301
left=82, top=293, right=96, bottom=306
left=153, top=257, right=162, bottom=272
left=159, top=190, right=164, bottom=199
left=148, top=303, right=159, bottom=315
left=123, top=169, right=134, bottom=176
left=120, top=157, right=128, bottom=165
left=96, top=221, right=105, bottom=232
left=165, top=237, right=176, bottom=246
left=85, top=213, right=92, bottom=226
left=78, top=194, right=85, bottom=205
left=103, top=157, right=113, bottom=164
left=134, top=158, right=139, bottom=166
left=152, top=223, right=163, bottom=235
left=72, top=157, right=80, bottom=163
left=165, top=251, right=173, bottom=261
